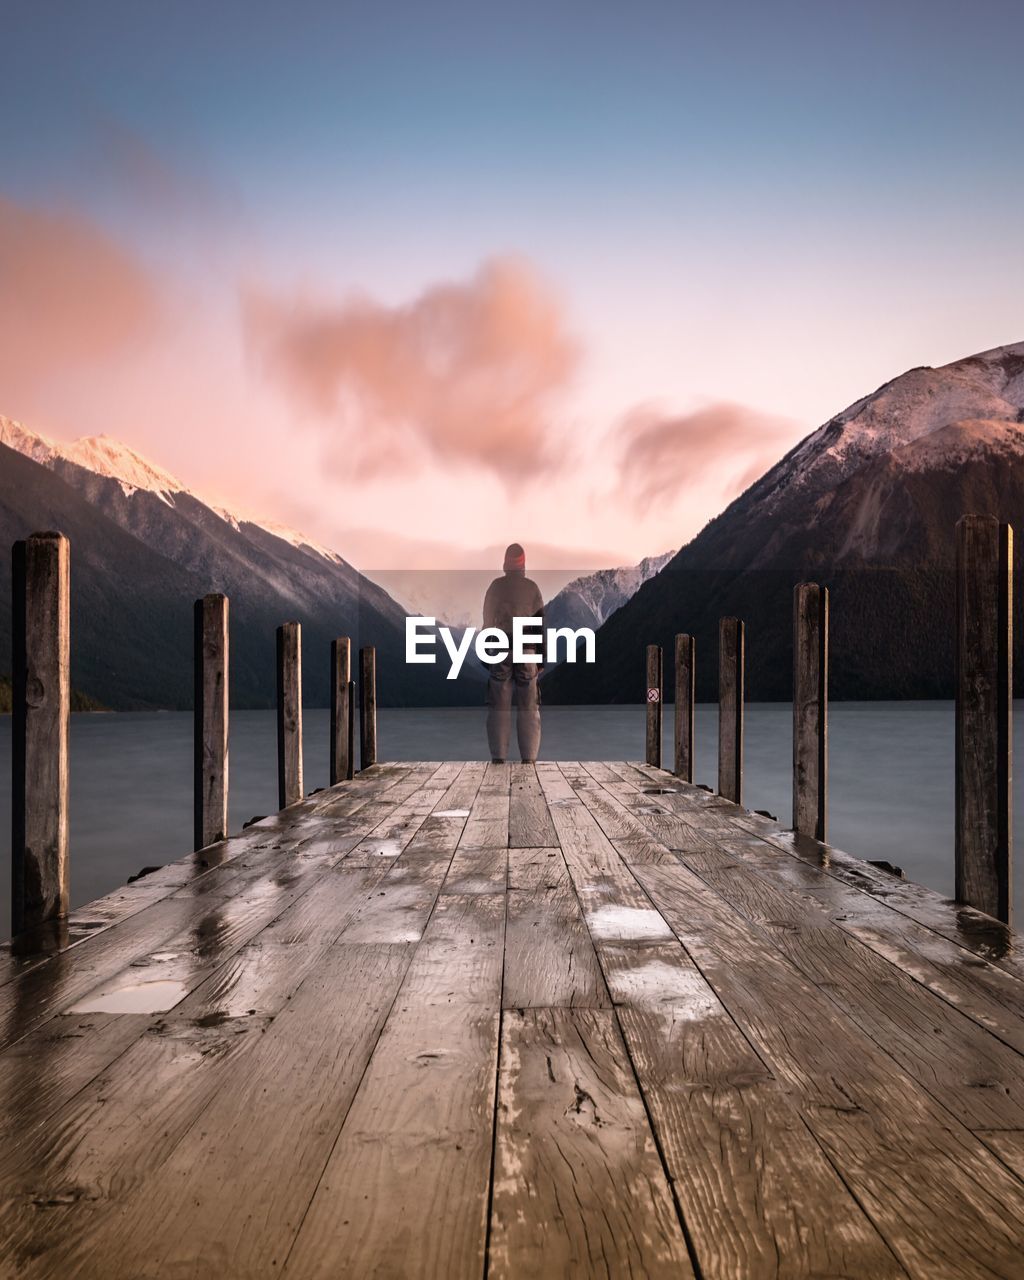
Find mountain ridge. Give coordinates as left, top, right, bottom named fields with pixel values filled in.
left=544, top=339, right=1024, bottom=703
left=0, top=419, right=479, bottom=709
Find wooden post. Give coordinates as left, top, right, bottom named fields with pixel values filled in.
left=718, top=617, right=744, bottom=804
left=12, top=532, right=70, bottom=936
left=346, top=679, right=356, bottom=780
left=360, top=646, right=377, bottom=770
left=792, top=583, right=828, bottom=841
left=194, top=594, right=229, bottom=850
left=645, top=644, right=663, bottom=767
left=277, top=622, right=303, bottom=808
left=674, top=634, right=695, bottom=781
left=330, top=637, right=353, bottom=785
left=956, top=515, right=1012, bottom=923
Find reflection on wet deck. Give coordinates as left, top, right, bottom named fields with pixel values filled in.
left=1, top=760, right=1023, bottom=1278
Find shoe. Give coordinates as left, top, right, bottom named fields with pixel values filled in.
left=521, top=758, right=536, bottom=764
left=491, top=757, right=505, bottom=764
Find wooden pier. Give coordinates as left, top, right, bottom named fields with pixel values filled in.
left=2, top=759, right=1024, bottom=1278
left=4, top=515, right=1023, bottom=1276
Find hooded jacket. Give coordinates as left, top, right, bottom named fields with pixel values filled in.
left=483, top=569, right=545, bottom=659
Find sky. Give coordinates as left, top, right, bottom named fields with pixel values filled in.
left=2, top=0, right=1023, bottom=584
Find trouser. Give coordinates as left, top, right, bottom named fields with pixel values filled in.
left=486, top=661, right=541, bottom=762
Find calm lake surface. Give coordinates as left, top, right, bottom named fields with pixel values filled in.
left=1, top=702, right=1021, bottom=939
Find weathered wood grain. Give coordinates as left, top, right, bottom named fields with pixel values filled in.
left=674, top=632, right=695, bottom=781
left=284, top=894, right=504, bottom=1279
left=194, top=593, right=229, bottom=850
left=601, top=941, right=905, bottom=1278
left=276, top=621, right=303, bottom=808
left=709, top=834, right=1024, bottom=1049
left=11, top=532, right=70, bottom=937
left=490, top=1008, right=693, bottom=1277
left=0, top=768, right=428, bottom=1048
left=682, top=854, right=1024, bottom=1136
left=0, top=765, right=412, bottom=991
left=956, top=515, right=1012, bottom=923
left=0, top=1000, right=272, bottom=1276
left=977, top=1129, right=1024, bottom=1181
left=645, top=642, right=663, bottom=768
left=508, top=761, right=557, bottom=846
left=330, top=635, right=353, bottom=784
left=718, top=615, right=744, bottom=804
left=443, top=845, right=507, bottom=895
left=635, top=860, right=1024, bottom=1277
left=535, top=766, right=673, bottom=943
left=792, top=581, right=827, bottom=841
left=506, top=846, right=566, bottom=891
left=50, top=944, right=413, bottom=1279
left=734, top=818, right=1024, bottom=986
left=503, top=843, right=609, bottom=1009
left=459, top=771, right=510, bottom=849
left=359, top=644, right=377, bottom=769
left=2, top=761, right=1023, bottom=1278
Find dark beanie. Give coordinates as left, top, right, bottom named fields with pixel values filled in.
left=503, top=542, right=526, bottom=571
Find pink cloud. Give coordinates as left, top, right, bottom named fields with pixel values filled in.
left=0, top=197, right=166, bottom=392
left=614, top=401, right=799, bottom=511
left=243, top=256, right=580, bottom=483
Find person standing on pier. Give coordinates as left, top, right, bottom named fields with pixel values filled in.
left=483, top=543, right=543, bottom=763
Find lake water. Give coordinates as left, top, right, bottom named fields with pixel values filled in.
left=1, top=702, right=1021, bottom=940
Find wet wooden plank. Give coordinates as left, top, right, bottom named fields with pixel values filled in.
left=506, top=847, right=565, bottom=892
left=0, top=1005, right=273, bottom=1276
left=489, top=1007, right=692, bottom=1278
left=0, top=762, right=416, bottom=991
left=629, top=764, right=1024, bottom=1009
left=635, top=860, right=1024, bottom=1277
left=734, top=818, right=1024, bottom=986
left=535, top=765, right=673, bottom=944
left=344, top=762, right=464, bottom=864
left=601, top=942, right=905, bottom=1278
left=681, top=854, right=1024, bottom=1139
left=602, top=770, right=1024, bottom=1053
left=459, top=769, right=510, bottom=850
left=547, top=773, right=906, bottom=1276
left=284, top=894, right=504, bottom=1280
left=572, top=766, right=1024, bottom=1097
left=3, top=760, right=1024, bottom=1279
left=568, top=763, right=696, bottom=861
left=0, top=865, right=391, bottom=1156
left=503, top=844, right=609, bottom=1010
left=41, top=944, right=413, bottom=1279
left=337, top=776, right=476, bottom=943
left=0, top=768, right=433, bottom=1048
left=708, top=834, right=1024, bottom=1054
left=508, top=761, right=557, bottom=847
left=977, top=1130, right=1024, bottom=1181
left=442, top=846, right=508, bottom=895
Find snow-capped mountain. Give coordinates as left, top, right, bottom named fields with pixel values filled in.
left=0, top=417, right=345, bottom=560
left=545, top=340, right=1024, bottom=703
left=679, top=341, right=1024, bottom=572
left=0, top=419, right=183, bottom=501
left=545, top=550, right=676, bottom=634
left=0, top=416, right=478, bottom=709
left=767, top=341, right=1024, bottom=511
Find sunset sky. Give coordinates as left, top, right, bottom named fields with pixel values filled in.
left=2, top=1, right=1023, bottom=576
